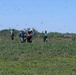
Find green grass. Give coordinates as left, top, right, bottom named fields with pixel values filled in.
left=0, top=35, right=76, bottom=75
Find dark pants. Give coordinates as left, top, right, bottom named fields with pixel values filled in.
left=11, top=35, right=14, bottom=40
left=27, top=36, right=32, bottom=43
left=43, top=36, right=48, bottom=42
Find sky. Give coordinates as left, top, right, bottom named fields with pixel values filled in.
left=0, top=0, right=76, bottom=33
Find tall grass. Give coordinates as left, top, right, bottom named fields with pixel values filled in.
left=0, top=31, right=76, bottom=75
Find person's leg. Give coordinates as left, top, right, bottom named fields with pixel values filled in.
left=20, top=37, right=24, bottom=43
left=27, top=36, right=32, bottom=43
left=29, top=36, right=32, bottom=43
left=27, top=36, right=29, bottom=42
left=24, top=37, right=26, bottom=42
left=45, top=36, right=48, bottom=42
left=11, top=36, right=14, bottom=40
left=43, top=36, right=46, bottom=42
left=28, top=36, right=31, bottom=43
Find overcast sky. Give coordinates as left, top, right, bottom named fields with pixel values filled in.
left=0, top=0, right=76, bottom=33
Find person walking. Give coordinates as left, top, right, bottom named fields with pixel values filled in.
left=10, top=29, right=14, bottom=40
left=18, top=30, right=25, bottom=43
left=43, top=30, right=48, bottom=42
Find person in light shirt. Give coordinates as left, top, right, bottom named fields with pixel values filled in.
left=10, top=29, right=14, bottom=40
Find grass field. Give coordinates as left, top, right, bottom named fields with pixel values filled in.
left=0, top=32, right=76, bottom=75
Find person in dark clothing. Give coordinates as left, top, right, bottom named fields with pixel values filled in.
left=10, top=29, right=14, bottom=40
left=27, top=29, right=34, bottom=43
left=43, top=30, right=48, bottom=42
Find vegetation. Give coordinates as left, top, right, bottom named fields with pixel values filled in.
left=0, top=29, right=76, bottom=75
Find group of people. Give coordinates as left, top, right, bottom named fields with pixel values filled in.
left=10, top=28, right=34, bottom=43
left=18, top=29, right=34, bottom=43
left=10, top=29, right=48, bottom=43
